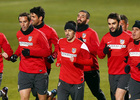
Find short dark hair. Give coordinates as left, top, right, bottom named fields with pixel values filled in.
left=120, top=15, right=128, bottom=24
left=107, top=12, right=120, bottom=23
left=30, top=6, right=45, bottom=21
left=18, top=12, right=31, bottom=21
left=79, top=10, right=90, bottom=19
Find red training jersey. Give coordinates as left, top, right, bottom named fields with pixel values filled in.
left=98, top=31, right=132, bottom=75
left=0, top=33, right=13, bottom=73
left=56, top=38, right=92, bottom=84
left=76, top=27, right=99, bottom=71
left=127, top=41, right=140, bottom=81
left=15, top=28, right=51, bottom=74
left=37, top=24, right=59, bottom=69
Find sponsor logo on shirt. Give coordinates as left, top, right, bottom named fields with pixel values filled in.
left=72, top=48, right=76, bottom=53
left=61, top=52, right=77, bottom=58
left=129, top=52, right=140, bottom=57
left=108, top=44, right=126, bottom=49
left=120, top=39, right=125, bottom=45
left=19, top=42, right=33, bottom=47
left=82, top=33, right=86, bottom=38
left=28, top=36, right=32, bottom=42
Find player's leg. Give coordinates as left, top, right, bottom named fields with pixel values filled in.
left=35, top=72, right=48, bottom=100
left=19, top=88, right=31, bottom=100
left=129, top=78, right=140, bottom=100
left=115, top=74, right=130, bottom=100
left=18, top=71, right=35, bottom=100
left=0, top=73, right=3, bottom=86
left=70, top=82, right=84, bottom=100
left=0, top=73, right=8, bottom=99
left=38, top=93, right=47, bottom=100
left=109, top=75, right=118, bottom=100
left=84, top=70, right=106, bottom=100
left=57, top=79, right=69, bottom=100
left=115, top=88, right=127, bottom=100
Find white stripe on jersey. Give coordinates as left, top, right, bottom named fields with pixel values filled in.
left=108, top=44, right=126, bottom=49
left=19, top=41, right=33, bottom=47
left=129, top=52, right=140, bottom=57
left=81, top=43, right=89, bottom=52
left=61, top=52, right=77, bottom=58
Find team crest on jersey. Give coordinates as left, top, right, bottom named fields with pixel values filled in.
left=120, top=39, right=125, bottom=45
left=72, top=48, right=76, bottom=53
left=28, top=36, right=32, bottom=41
left=82, top=33, right=86, bottom=38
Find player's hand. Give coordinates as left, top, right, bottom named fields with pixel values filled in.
left=56, top=63, right=61, bottom=67
left=136, top=63, right=140, bottom=70
left=10, top=54, right=18, bottom=62
left=124, top=65, right=130, bottom=74
left=70, top=57, right=74, bottom=62
left=47, top=55, right=54, bottom=64
left=103, top=44, right=111, bottom=54
left=1, top=52, right=8, bottom=59
left=22, top=48, right=30, bottom=57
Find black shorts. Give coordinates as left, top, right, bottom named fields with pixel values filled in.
left=18, top=71, right=48, bottom=95
left=57, top=79, right=84, bottom=100
left=0, top=73, right=3, bottom=86
left=109, top=74, right=130, bottom=95
left=129, top=78, right=140, bottom=100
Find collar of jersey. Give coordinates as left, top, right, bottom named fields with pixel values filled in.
left=34, top=21, right=44, bottom=29
left=110, top=26, right=123, bottom=37
left=134, top=40, right=140, bottom=45
left=21, top=25, right=34, bottom=35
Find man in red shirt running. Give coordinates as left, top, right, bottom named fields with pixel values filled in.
left=76, top=10, right=106, bottom=100
left=0, top=32, right=13, bottom=100
left=10, top=12, right=50, bottom=100
left=98, top=13, right=132, bottom=100
left=29, top=6, right=59, bottom=100
left=125, top=20, right=140, bottom=100
left=56, top=21, right=93, bottom=100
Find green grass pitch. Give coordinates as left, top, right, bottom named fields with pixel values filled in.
left=0, top=0, right=140, bottom=99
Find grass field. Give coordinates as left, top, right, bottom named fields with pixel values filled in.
left=0, top=0, right=140, bottom=99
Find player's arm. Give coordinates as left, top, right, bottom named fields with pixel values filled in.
left=56, top=45, right=61, bottom=67
left=29, top=32, right=51, bottom=57
left=47, top=29, right=59, bottom=64
left=97, top=38, right=106, bottom=59
left=1, top=34, right=13, bottom=60
left=87, top=31, right=99, bottom=55
left=50, top=29, right=59, bottom=59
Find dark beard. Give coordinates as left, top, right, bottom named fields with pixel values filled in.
left=109, top=26, right=123, bottom=37
left=77, top=20, right=87, bottom=26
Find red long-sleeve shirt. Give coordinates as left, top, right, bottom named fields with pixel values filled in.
left=15, top=28, right=51, bottom=74
left=56, top=38, right=92, bottom=84
left=76, top=28, right=99, bottom=71
left=0, top=33, right=13, bottom=73
left=35, top=23, right=59, bottom=69
left=98, top=31, right=132, bottom=75
left=127, top=41, right=140, bottom=81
